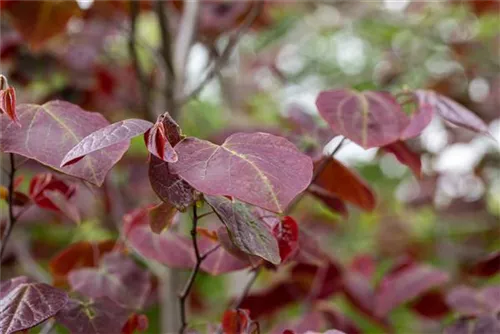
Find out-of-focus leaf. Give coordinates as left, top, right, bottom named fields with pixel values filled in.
left=308, top=185, right=348, bottom=217
left=446, top=285, right=500, bottom=316
left=382, top=141, right=422, bottom=177
left=56, top=297, right=129, bottom=334
left=2, top=0, right=81, bottom=50
left=466, top=251, right=500, bottom=277
left=0, top=101, right=129, bottom=186
left=171, top=132, right=313, bottom=213
left=68, top=252, right=151, bottom=310
left=205, top=195, right=280, bottom=265
left=49, top=240, right=116, bottom=286
left=0, top=276, right=68, bottom=334
left=43, top=189, right=81, bottom=224
left=314, top=158, right=376, bottom=211
left=410, top=291, right=450, bottom=319
left=29, top=173, right=75, bottom=212
left=221, top=309, right=253, bottom=334
left=122, top=313, right=149, bottom=334
left=148, top=202, right=177, bottom=234
left=375, top=264, right=450, bottom=317
left=273, top=216, right=299, bottom=262
left=316, top=90, right=409, bottom=148
left=444, top=316, right=500, bottom=334
left=61, top=119, right=152, bottom=167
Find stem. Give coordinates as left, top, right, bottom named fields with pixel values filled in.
left=284, top=137, right=346, bottom=215
left=128, top=0, right=154, bottom=121
left=1, top=153, right=16, bottom=259
left=178, top=205, right=204, bottom=334
left=233, top=267, right=260, bottom=309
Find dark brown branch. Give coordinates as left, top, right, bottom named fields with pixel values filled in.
left=1, top=153, right=17, bottom=259
left=178, top=205, right=205, bottom=334
left=179, top=2, right=264, bottom=105
left=155, top=0, right=176, bottom=114
left=128, top=0, right=154, bottom=121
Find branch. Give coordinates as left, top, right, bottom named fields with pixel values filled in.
left=128, top=0, right=154, bottom=121
left=0, top=153, right=16, bottom=259
left=178, top=205, right=206, bottom=334
left=284, top=137, right=346, bottom=215
left=155, top=0, right=176, bottom=113
left=180, top=1, right=264, bottom=105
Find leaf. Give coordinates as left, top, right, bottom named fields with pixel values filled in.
left=0, top=86, right=19, bottom=126
left=43, top=189, right=81, bottom=224
left=382, top=141, right=422, bottom=177
left=205, top=195, right=280, bottom=264
left=444, top=316, right=500, bottom=334
left=446, top=286, right=500, bottom=316
left=216, top=226, right=262, bottom=266
left=342, top=272, right=379, bottom=322
left=2, top=0, right=81, bottom=50
left=0, top=276, right=68, bottom=334
left=314, top=158, right=376, bottom=211
left=198, top=234, right=251, bottom=275
left=61, top=119, right=152, bottom=167
left=56, top=297, right=129, bottom=334
left=49, top=240, right=116, bottom=286
left=222, top=309, right=253, bottom=334
left=144, top=113, right=178, bottom=163
left=149, top=156, right=196, bottom=211
left=415, top=90, right=490, bottom=135
left=68, top=252, right=151, bottom=310
left=122, top=313, right=148, bottom=334
left=375, top=264, right=450, bottom=317
left=308, top=185, right=348, bottom=217
left=273, top=216, right=299, bottom=262
left=171, top=132, right=313, bottom=213
left=400, top=104, right=434, bottom=140
left=148, top=202, right=177, bottom=234
left=410, top=291, right=450, bottom=319
left=0, top=101, right=129, bottom=186
left=316, top=90, right=410, bottom=148
left=29, top=173, right=75, bottom=212
left=466, top=251, right=500, bottom=277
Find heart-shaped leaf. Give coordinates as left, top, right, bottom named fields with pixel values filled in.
left=415, top=90, right=490, bottom=135
left=314, top=158, right=376, bottom=211
left=171, top=132, right=312, bottom=213
left=205, top=195, right=280, bottom=264
left=316, top=90, right=410, bottom=149
left=0, top=276, right=69, bottom=334
left=56, top=297, right=129, bottom=334
left=61, top=119, right=152, bottom=167
left=68, top=252, right=151, bottom=310
left=0, top=101, right=129, bottom=186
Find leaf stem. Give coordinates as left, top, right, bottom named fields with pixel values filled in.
left=178, top=205, right=205, bottom=334
left=1, top=153, right=17, bottom=259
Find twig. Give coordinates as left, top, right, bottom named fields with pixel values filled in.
left=180, top=1, right=264, bottom=105
left=233, top=267, right=260, bottom=309
left=178, top=205, right=208, bottom=334
left=155, top=0, right=176, bottom=114
left=128, top=0, right=154, bottom=121
left=284, top=137, right=346, bottom=215
left=0, top=153, right=16, bottom=259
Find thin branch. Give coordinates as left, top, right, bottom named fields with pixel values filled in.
left=178, top=205, right=204, bottom=334
left=128, top=0, right=154, bottom=121
left=284, top=137, right=347, bottom=215
left=0, top=153, right=16, bottom=259
left=155, top=0, right=176, bottom=113
left=180, top=1, right=264, bottom=105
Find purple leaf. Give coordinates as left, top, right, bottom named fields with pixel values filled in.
left=144, top=113, right=178, bottom=163
left=171, top=132, right=313, bottom=213
left=382, top=141, right=422, bottom=177
left=316, top=90, right=410, bottom=149
left=0, top=101, right=129, bottom=186
left=61, top=118, right=152, bottom=167
left=205, top=195, right=280, bottom=265
left=0, top=276, right=68, bottom=334
left=56, top=297, right=129, bottom=334
left=444, top=316, right=500, bottom=334
left=148, top=201, right=177, bottom=234
left=400, top=104, right=434, bottom=140
left=149, top=156, right=196, bottom=211
left=198, top=236, right=250, bottom=275
left=446, top=285, right=500, bottom=316
left=43, top=189, right=81, bottom=224
left=68, top=252, right=151, bottom=310
left=415, top=90, right=490, bottom=135
left=375, top=264, right=450, bottom=317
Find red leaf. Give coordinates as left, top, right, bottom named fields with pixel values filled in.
left=0, top=86, right=19, bottom=126
left=144, top=113, right=178, bottom=163
left=466, top=251, right=500, bottom=277
left=61, top=118, right=153, bottom=167
left=122, top=313, right=148, bottom=334
left=375, top=264, right=450, bottom=317
left=382, top=141, right=422, bottom=177
left=308, top=185, right=348, bottom=217
left=273, top=216, right=299, bottom=262
left=0, top=276, right=69, bottom=334
left=206, top=195, right=280, bottom=264
left=29, top=173, right=75, bottom=212
left=415, top=90, right=490, bottom=135
left=410, top=290, right=450, bottom=319
left=0, top=101, right=130, bottom=186
left=316, top=90, right=410, bottom=148
left=49, top=240, right=116, bottom=286
left=56, top=297, right=129, bottom=334
left=171, top=132, right=313, bottom=213
left=314, top=158, right=376, bottom=211
left=221, top=309, right=252, bottom=334
left=43, top=189, right=81, bottom=223
left=148, top=201, right=177, bottom=234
